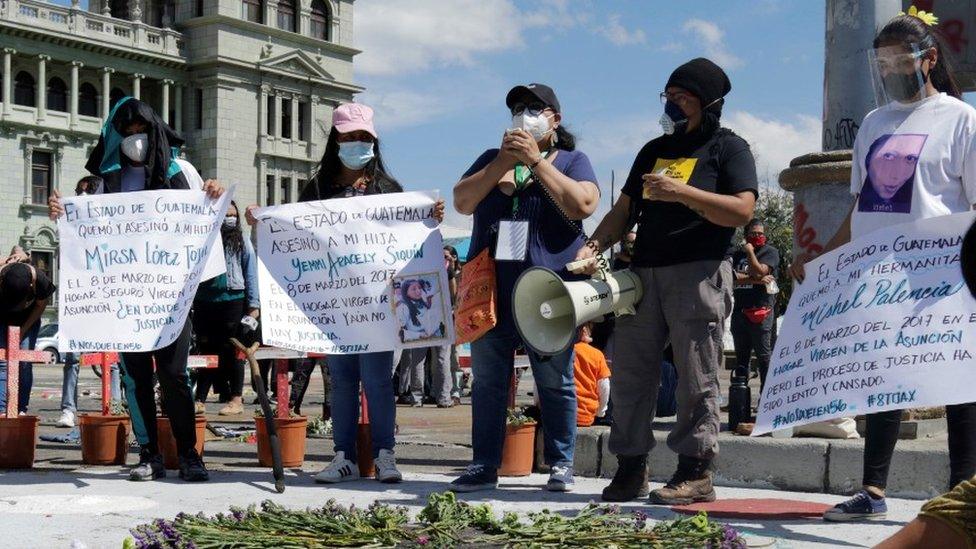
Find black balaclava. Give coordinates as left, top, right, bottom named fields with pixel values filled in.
left=665, top=57, right=731, bottom=137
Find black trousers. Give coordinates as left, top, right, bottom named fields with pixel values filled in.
left=863, top=403, right=976, bottom=491
left=192, top=299, right=246, bottom=400
left=119, top=321, right=197, bottom=456
left=730, top=308, right=773, bottom=392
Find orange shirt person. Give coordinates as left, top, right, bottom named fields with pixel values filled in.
left=574, top=323, right=610, bottom=427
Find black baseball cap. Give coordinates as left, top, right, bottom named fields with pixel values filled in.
left=505, top=83, right=561, bottom=113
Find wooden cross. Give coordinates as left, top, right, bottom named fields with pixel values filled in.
left=1, top=327, right=53, bottom=418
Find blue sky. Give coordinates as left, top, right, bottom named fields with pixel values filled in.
left=355, top=0, right=830, bottom=227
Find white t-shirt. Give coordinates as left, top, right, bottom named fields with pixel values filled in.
left=850, top=93, right=976, bottom=240
left=94, top=158, right=204, bottom=193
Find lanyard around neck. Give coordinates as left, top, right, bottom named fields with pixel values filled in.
left=511, top=149, right=552, bottom=217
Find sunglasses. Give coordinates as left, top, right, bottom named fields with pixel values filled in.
left=511, top=101, right=548, bottom=116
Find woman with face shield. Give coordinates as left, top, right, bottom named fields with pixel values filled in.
left=785, top=11, right=976, bottom=522
left=451, top=83, right=600, bottom=493
left=48, top=97, right=224, bottom=484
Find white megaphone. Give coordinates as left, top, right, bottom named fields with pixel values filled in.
left=512, top=262, right=643, bottom=356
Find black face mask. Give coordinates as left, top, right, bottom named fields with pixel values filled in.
left=882, top=71, right=924, bottom=102
left=660, top=100, right=689, bottom=135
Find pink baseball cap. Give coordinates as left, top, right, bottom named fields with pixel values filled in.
left=332, top=103, right=376, bottom=138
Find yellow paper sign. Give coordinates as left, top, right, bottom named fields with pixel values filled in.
left=644, top=157, right=698, bottom=199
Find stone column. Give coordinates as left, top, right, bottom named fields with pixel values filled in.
left=290, top=95, right=299, bottom=142
left=69, top=61, right=83, bottom=129
left=259, top=84, right=269, bottom=136
left=161, top=79, right=172, bottom=125
left=101, top=67, right=114, bottom=119
left=132, top=73, right=143, bottom=100
left=2, top=48, right=14, bottom=118
left=23, top=143, right=34, bottom=204
left=273, top=94, right=282, bottom=138
left=174, top=85, right=183, bottom=132
left=36, top=54, right=50, bottom=122
left=258, top=159, right=267, bottom=205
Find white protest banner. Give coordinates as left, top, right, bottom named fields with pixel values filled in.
left=57, top=189, right=232, bottom=353
left=255, top=191, right=453, bottom=354
left=753, top=211, right=976, bottom=435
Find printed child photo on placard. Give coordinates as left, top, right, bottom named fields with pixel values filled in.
left=392, top=273, right=446, bottom=344
left=857, top=133, right=927, bottom=214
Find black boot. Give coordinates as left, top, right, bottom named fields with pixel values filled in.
left=601, top=454, right=649, bottom=502
left=178, top=449, right=210, bottom=482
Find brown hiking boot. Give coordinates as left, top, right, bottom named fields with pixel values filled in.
left=601, top=455, right=649, bottom=502
left=649, top=455, right=716, bottom=505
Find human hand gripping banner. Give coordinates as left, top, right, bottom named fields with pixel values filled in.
left=254, top=191, right=453, bottom=354
left=57, top=189, right=232, bottom=353
left=753, top=211, right=976, bottom=436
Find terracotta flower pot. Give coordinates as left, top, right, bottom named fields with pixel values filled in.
left=356, top=423, right=375, bottom=478
left=79, top=414, right=130, bottom=465
left=255, top=416, right=307, bottom=468
left=157, top=416, right=207, bottom=469
left=0, top=415, right=40, bottom=468
left=499, top=422, right=537, bottom=477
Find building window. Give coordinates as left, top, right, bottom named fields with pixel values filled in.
left=195, top=88, right=204, bottom=130
left=266, top=94, right=275, bottom=136
left=110, top=87, right=126, bottom=109
left=14, top=71, right=36, bottom=107
left=280, top=177, right=292, bottom=203
left=31, top=151, right=53, bottom=205
left=196, top=0, right=204, bottom=16
left=265, top=175, right=275, bottom=205
left=310, top=0, right=330, bottom=40
left=281, top=98, right=292, bottom=139
left=243, top=0, right=263, bottom=23
left=276, top=0, right=297, bottom=32
left=298, top=178, right=308, bottom=197
left=47, top=77, right=68, bottom=112
left=79, top=83, right=98, bottom=116
left=110, top=0, right=129, bottom=19
left=297, top=100, right=307, bottom=141
left=31, top=250, right=54, bottom=285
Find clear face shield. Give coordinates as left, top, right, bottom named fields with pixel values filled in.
left=868, top=44, right=931, bottom=107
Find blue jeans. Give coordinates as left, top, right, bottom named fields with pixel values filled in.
left=327, top=351, right=396, bottom=462
left=0, top=323, right=40, bottom=414
left=470, top=326, right=577, bottom=468
left=61, top=353, right=122, bottom=412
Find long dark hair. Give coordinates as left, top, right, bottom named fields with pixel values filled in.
left=400, top=279, right=431, bottom=328
left=874, top=15, right=962, bottom=99
left=222, top=200, right=244, bottom=256
left=963, top=220, right=976, bottom=298
left=554, top=124, right=576, bottom=152
left=301, top=128, right=401, bottom=201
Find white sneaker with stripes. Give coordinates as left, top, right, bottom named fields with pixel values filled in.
left=314, top=451, right=360, bottom=484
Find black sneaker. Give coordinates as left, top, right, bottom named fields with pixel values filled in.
left=449, top=464, right=498, bottom=493
left=178, top=450, right=210, bottom=482
left=129, top=447, right=166, bottom=482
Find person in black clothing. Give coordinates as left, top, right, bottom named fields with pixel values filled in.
left=49, top=97, right=223, bottom=482
left=730, top=218, right=779, bottom=392
left=577, top=58, right=758, bottom=504
left=0, top=262, right=55, bottom=414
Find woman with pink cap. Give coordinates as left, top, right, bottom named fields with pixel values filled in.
left=247, top=102, right=444, bottom=484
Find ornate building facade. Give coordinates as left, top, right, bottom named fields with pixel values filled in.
left=0, top=0, right=360, bottom=319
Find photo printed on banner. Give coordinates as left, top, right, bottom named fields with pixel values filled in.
left=857, top=134, right=927, bottom=214
left=392, top=272, right=448, bottom=345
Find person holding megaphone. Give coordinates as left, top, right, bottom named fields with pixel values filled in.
left=451, top=83, right=600, bottom=493
left=575, top=58, right=758, bottom=504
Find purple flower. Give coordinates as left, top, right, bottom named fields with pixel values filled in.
left=231, top=509, right=246, bottom=522
left=632, top=510, right=648, bottom=530
left=417, top=535, right=430, bottom=546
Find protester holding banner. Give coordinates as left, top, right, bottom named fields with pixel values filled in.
left=246, top=102, right=445, bottom=484
left=0, top=262, right=55, bottom=414
left=49, top=97, right=224, bottom=482
left=451, top=83, right=600, bottom=493
left=58, top=175, right=121, bottom=428
left=192, top=201, right=260, bottom=416
left=787, top=12, right=976, bottom=522
left=576, top=58, right=758, bottom=504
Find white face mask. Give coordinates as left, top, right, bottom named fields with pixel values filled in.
left=512, top=112, right=554, bottom=142
left=121, top=133, right=148, bottom=163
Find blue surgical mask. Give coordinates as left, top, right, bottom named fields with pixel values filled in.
left=338, top=141, right=375, bottom=170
